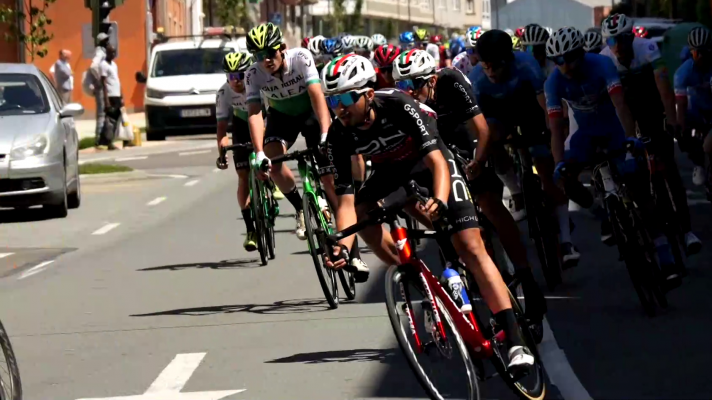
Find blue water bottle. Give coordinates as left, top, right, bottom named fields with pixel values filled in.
left=442, top=267, right=472, bottom=314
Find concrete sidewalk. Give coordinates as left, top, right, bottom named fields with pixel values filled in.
left=75, top=112, right=146, bottom=139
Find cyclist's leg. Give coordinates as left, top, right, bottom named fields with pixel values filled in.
left=264, top=110, right=302, bottom=211
left=233, top=121, right=257, bottom=251
left=303, top=112, right=339, bottom=209
left=488, top=120, right=525, bottom=220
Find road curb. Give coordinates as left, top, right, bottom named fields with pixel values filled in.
left=79, top=170, right=154, bottom=184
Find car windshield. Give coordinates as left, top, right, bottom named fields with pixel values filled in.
left=0, top=73, right=49, bottom=116
left=151, top=48, right=234, bottom=77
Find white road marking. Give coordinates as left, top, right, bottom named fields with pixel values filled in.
left=115, top=156, right=148, bottom=162
left=184, top=180, right=200, bottom=187
left=145, top=173, right=189, bottom=179
left=179, top=150, right=211, bottom=156
left=147, top=197, right=166, bottom=206
left=92, top=223, right=121, bottom=235
left=0, top=253, right=13, bottom=259
left=75, top=352, right=245, bottom=400
left=539, top=318, right=593, bottom=400
left=213, top=168, right=221, bottom=173
left=18, top=260, right=55, bottom=280
left=79, top=157, right=113, bottom=165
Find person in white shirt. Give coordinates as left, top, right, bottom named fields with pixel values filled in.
left=50, top=49, right=73, bottom=103
left=100, top=44, right=122, bottom=150
left=91, top=33, right=110, bottom=147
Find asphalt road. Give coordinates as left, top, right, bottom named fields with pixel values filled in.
left=0, top=136, right=710, bottom=400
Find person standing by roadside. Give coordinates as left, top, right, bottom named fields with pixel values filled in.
left=50, top=50, right=73, bottom=103
left=100, top=44, right=121, bottom=151
left=91, top=33, right=110, bottom=148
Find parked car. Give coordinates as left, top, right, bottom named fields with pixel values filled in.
left=0, top=63, right=84, bottom=218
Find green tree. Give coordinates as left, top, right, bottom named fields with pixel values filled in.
left=214, top=0, right=249, bottom=29
left=0, top=0, right=56, bottom=61
left=330, top=0, right=346, bottom=35
left=346, top=0, right=364, bottom=33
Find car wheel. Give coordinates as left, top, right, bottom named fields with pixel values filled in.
left=146, top=129, right=166, bottom=141
left=45, top=161, right=68, bottom=218
left=68, top=173, right=81, bottom=209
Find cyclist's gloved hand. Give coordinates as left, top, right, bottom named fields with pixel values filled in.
left=215, top=157, right=228, bottom=170
left=325, top=244, right=349, bottom=270
left=318, top=133, right=329, bottom=155
left=625, top=137, right=644, bottom=151
left=553, top=161, right=566, bottom=182
left=256, top=151, right=271, bottom=170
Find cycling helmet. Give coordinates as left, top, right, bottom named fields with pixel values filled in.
left=601, top=13, right=634, bottom=37
left=321, top=54, right=377, bottom=94
left=512, top=36, right=522, bottom=51
left=504, top=28, right=514, bottom=36
left=545, top=26, right=553, bottom=36
left=688, top=27, right=712, bottom=50
left=392, top=49, right=437, bottom=81
left=341, top=35, right=356, bottom=50
left=414, top=28, right=429, bottom=42
left=301, top=37, right=311, bottom=48
left=546, top=27, right=584, bottom=57
left=515, top=27, right=526, bottom=38
left=321, top=38, right=343, bottom=55
left=522, top=24, right=550, bottom=46
left=354, top=36, right=373, bottom=51
left=374, top=44, right=401, bottom=68
left=222, top=51, right=253, bottom=73
left=633, top=26, right=649, bottom=38
left=308, top=35, right=325, bottom=55
left=467, top=26, right=481, bottom=34
left=247, top=23, right=283, bottom=52
left=399, top=31, right=415, bottom=45
left=583, top=30, right=603, bottom=52
left=371, top=33, right=387, bottom=47
left=476, top=29, right=514, bottom=64
left=465, top=29, right=484, bottom=48
left=430, top=34, right=442, bottom=44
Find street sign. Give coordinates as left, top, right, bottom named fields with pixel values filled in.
left=268, top=12, right=282, bottom=26
left=75, top=353, right=246, bottom=400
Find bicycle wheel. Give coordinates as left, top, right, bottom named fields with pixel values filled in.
left=0, top=320, right=21, bottom=400
left=250, top=173, right=268, bottom=266
left=303, top=194, right=339, bottom=309
left=522, top=175, right=561, bottom=291
left=266, top=192, right=276, bottom=260
left=338, top=270, right=356, bottom=301
left=385, top=265, right=480, bottom=400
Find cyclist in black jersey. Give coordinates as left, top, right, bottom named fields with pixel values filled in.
left=391, top=48, right=547, bottom=324
left=321, top=54, right=535, bottom=371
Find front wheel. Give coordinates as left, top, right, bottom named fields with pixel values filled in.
left=250, top=173, right=268, bottom=266
left=338, top=270, right=356, bottom=301
left=0, top=320, right=22, bottom=400
left=303, top=194, right=339, bottom=309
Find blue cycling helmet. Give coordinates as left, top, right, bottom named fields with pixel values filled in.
left=467, top=26, right=482, bottom=33
left=320, top=38, right=343, bottom=55
left=399, top=31, right=415, bottom=44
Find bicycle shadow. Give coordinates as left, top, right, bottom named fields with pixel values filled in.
left=136, top=258, right=263, bottom=272
left=130, top=298, right=338, bottom=317
left=265, top=348, right=399, bottom=365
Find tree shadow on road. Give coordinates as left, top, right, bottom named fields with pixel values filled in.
left=130, top=298, right=341, bottom=317
left=265, top=348, right=400, bottom=365
left=136, top=258, right=263, bottom=271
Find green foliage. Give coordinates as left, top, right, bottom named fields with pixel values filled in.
left=346, top=0, right=364, bottom=33
left=79, top=163, right=133, bottom=174
left=0, top=0, right=56, bottom=61
left=329, top=0, right=365, bottom=36
left=331, top=0, right=346, bottom=35
left=215, top=0, right=249, bottom=29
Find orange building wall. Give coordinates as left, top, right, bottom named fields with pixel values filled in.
left=31, top=0, right=148, bottom=115
left=0, top=0, right=19, bottom=62
left=165, top=0, right=187, bottom=36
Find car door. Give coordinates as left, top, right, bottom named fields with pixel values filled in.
left=39, top=72, right=79, bottom=183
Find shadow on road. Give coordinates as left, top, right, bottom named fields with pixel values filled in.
left=0, top=207, right=55, bottom=224
left=266, top=348, right=400, bottom=365
left=137, top=258, right=263, bottom=271
left=130, top=298, right=340, bottom=317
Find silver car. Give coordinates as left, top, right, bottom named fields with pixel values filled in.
left=0, top=63, right=84, bottom=218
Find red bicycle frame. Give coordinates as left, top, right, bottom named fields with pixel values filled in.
left=389, top=224, right=505, bottom=359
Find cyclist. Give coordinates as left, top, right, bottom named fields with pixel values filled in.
left=393, top=48, right=547, bottom=325
left=373, top=44, right=401, bottom=88
left=448, top=34, right=465, bottom=65
left=301, top=37, right=311, bottom=48
left=452, top=29, right=481, bottom=77
left=675, top=27, right=712, bottom=198
left=521, top=24, right=555, bottom=77
left=341, top=35, right=356, bottom=55
left=399, top=31, right=416, bottom=51
left=244, top=23, right=337, bottom=241
left=321, top=38, right=344, bottom=58
left=471, top=30, right=579, bottom=266
left=514, top=26, right=526, bottom=39
left=600, top=14, right=702, bottom=254
left=584, top=30, right=604, bottom=54
left=322, top=53, right=536, bottom=370
left=430, top=34, right=450, bottom=67
left=371, top=33, right=387, bottom=48
left=414, top=28, right=441, bottom=66
left=354, top=36, right=373, bottom=58
left=512, top=35, right=523, bottom=52
left=545, top=27, right=681, bottom=286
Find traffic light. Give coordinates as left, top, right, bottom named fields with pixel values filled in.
left=85, top=0, right=124, bottom=40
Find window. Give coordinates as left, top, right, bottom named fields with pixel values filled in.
left=39, top=71, right=63, bottom=108
left=452, top=0, right=460, bottom=11
left=439, top=0, right=446, bottom=8
left=466, top=0, right=474, bottom=13
left=0, top=74, right=50, bottom=116
left=151, top=48, right=234, bottom=77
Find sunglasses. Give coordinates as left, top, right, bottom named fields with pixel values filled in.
left=605, top=32, right=634, bottom=47
left=395, top=78, right=429, bottom=92
left=254, top=47, right=279, bottom=61
left=227, top=72, right=245, bottom=81
left=480, top=60, right=505, bottom=71
left=326, top=89, right=368, bottom=108
left=550, top=50, right=581, bottom=66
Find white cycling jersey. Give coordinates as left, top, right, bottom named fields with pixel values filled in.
left=452, top=51, right=474, bottom=77
left=425, top=43, right=441, bottom=63
left=216, top=82, right=248, bottom=121
left=599, top=37, right=663, bottom=74
left=245, top=47, right=321, bottom=116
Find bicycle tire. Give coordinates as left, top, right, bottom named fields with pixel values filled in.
left=0, top=320, right=21, bottom=400
left=653, top=176, right=686, bottom=276
left=303, top=194, right=339, bottom=309
left=266, top=192, right=276, bottom=260
left=530, top=217, right=561, bottom=291
left=384, top=265, right=480, bottom=400
left=250, top=173, right=268, bottom=266
left=522, top=174, right=561, bottom=291
left=338, top=270, right=356, bottom=301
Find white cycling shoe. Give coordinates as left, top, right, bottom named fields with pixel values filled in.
left=295, top=210, right=307, bottom=240
left=692, top=166, right=706, bottom=186
left=508, top=346, right=535, bottom=372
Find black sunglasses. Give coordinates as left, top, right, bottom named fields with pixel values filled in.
left=550, top=49, right=582, bottom=66
left=255, top=47, right=279, bottom=61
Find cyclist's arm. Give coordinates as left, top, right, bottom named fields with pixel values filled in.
left=545, top=77, right=566, bottom=163
left=307, top=82, right=332, bottom=138
left=610, top=90, right=637, bottom=138
left=334, top=194, right=357, bottom=253
left=247, top=102, right=265, bottom=152
left=216, top=88, right=231, bottom=148
left=537, top=92, right=550, bottom=129
left=654, top=65, right=677, bottom=126
left=673, top=66, right=689, bottom=130
left=467, top=114, right=491, bottom=164
left=328, top=136, right=358, bottom=252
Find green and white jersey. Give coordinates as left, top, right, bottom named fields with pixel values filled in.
left=245, top=48, right=321, bottom=116
left=216, top=82, right=248, bottom=121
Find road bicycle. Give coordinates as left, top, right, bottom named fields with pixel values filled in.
left=0, top=319, right=21, bottom=400
left=218, top=146, right=278, bottom=266
left=271, top=148, right=356, bottom=309
left=328, top=180, right=546, bottom=400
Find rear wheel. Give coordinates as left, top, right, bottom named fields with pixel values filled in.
left=338, top=270, right=356, bottom=301
left=303, top=194, right=338, bottom=309
left=0, top=320, right=22, bottom=400
left=250, top=174, right=268, bottom=266
left=266, top=193, right=276, bottom=260
left=522, top=175, right=561, bottom=291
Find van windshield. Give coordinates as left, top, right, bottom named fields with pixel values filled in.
left=151, top=48, right=234, bottom=77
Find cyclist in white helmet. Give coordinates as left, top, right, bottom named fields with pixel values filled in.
left=583, top=30, right=604, bottom=53
left=371, top=33, right=387, bottom=47
left=521, top=23, right=555, bottom=77
left=452, top=28, right=482, bottom=77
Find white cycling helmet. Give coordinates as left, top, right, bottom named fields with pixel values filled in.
left=341, top=35, right=356, bottom=49
left=545, top=27, right=553, bottom=36
left=465, top=29, right=484, bottom=48
left=546, top=27, right=584, bottom=57
left=321, top=54, right=377, bottom=94
left=392, top=49, right=437, bottom=81
left=688, top=26, right=712, bottom=49
left=522, top=24, right=550, bottom=46
left=371, top=33, right=387, bottom=47
left=355, top=35, right=373, bottom=51
left=601, top=13, right=634, bottom=38
left=308, top=35, right=325, bottom=55
left=504, top=28, right=514, bottom=36
left=583, top=30, right=603, bottom=52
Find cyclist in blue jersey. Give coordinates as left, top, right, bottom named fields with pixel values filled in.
left=675, top=27, right=712, bottom=196
left=546, top=27, right=681, bottom=286
left=601, top=14, right=701, bottom=255
left=584, top=30, right=604, bottom=54
left=521, top=24, right=556, bottom=77
left=471, top=29, right=579, bottom=267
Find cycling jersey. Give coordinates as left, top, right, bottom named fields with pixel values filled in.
left=373, top=67, right=391, bottom=89
left=675, top=58, right=712, bottom=124
left=245, top=48, right=321, bottom=116
left=540, top=59, right=556, bottom=78
left=452, top=51, right=474, bottom=76
left=439, top=45, right=448, bottom=68
left=326, top=89, right=478, bottom=233
left=216, top=82, right=248, bottom=121
left=545, top=53, right=625, bottom=163
left=426, top=68, right=481, bottom=151
left=424, top=43, right=441, bottom=63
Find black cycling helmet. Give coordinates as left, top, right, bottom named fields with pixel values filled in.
left=246, top=23, right=283, bottom=52
left=476, top=29, right=514, bottom=64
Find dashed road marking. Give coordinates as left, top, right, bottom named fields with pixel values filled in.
left=539, top=318, right=593, bottom=400
left=179, top=150, right=211, bottom=156
left=147, top=197, right=167, bottom=206
left=0, top=253, right=14, bottom=259
left=92, top=223, right=121, bottom=235
left=116, top=156, right=148, bottom=162
left=18, top=260, right=55, bottom=280
left=146, top=173, right=189, bottom=179
left=213, top=168, right=221, bottom=173
left=184, top=180, right=200, bottom=187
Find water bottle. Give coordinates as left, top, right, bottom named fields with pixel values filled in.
left=442, top=268, right=472, bottom=314
left=317, top=196, right=332, bottom=224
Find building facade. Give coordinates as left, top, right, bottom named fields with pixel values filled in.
left=483, top=0, right=620, bottom=31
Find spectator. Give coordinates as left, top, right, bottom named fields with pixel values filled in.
left=91, top=32, right=110, bottom=148
left=100, top=44, right=121, bottom=151
left=50, top=50, right=73, bottom=103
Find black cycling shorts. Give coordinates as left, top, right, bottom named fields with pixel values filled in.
left=231, top=116, right=252, bottom=171
left=356, top=149, right=479, bottom=234
left=264, top=108, right=333, bottom=175
left=442, top=124, right=504, bottom=197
